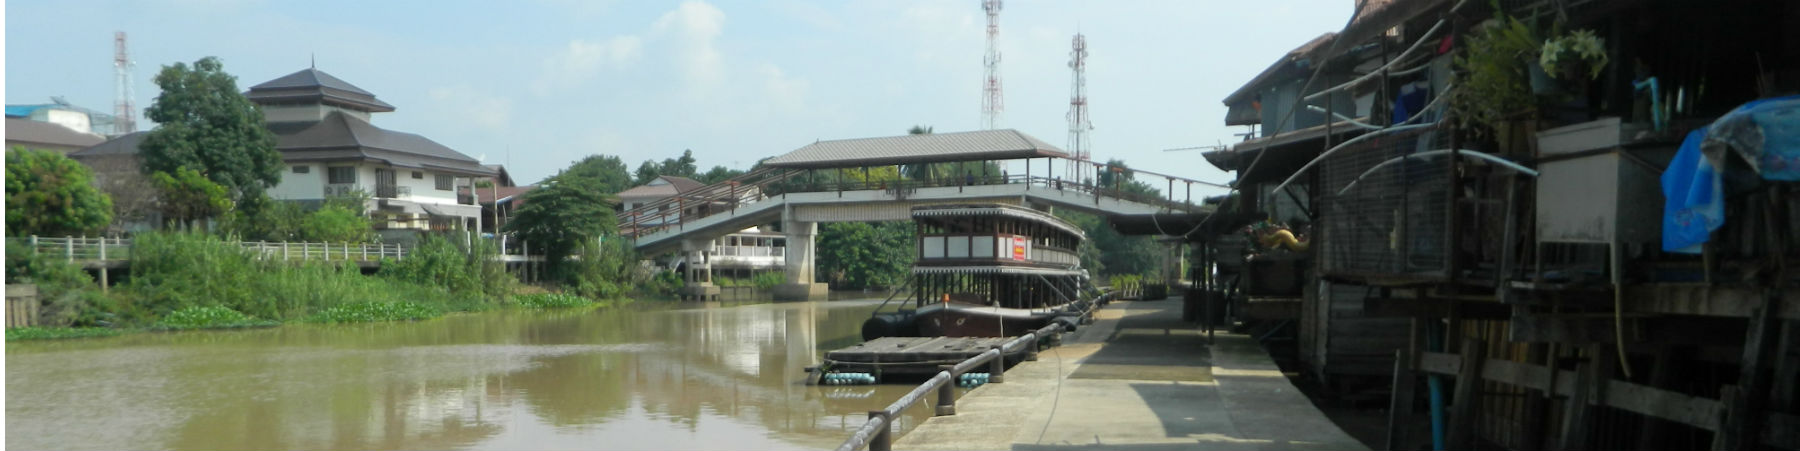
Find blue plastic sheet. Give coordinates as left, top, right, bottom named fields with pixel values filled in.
left=1661, top=128, right=1722, bottom=253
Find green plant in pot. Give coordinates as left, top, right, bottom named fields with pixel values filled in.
left=1539, top=30, right=1609, bottom=82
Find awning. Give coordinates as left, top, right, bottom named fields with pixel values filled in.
left=912, top=266, right=1083, bottom=277
left=421, top=203, right=482, bottom=218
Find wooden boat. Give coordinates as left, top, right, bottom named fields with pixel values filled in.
left=863, top=204, right=1093, bottom=339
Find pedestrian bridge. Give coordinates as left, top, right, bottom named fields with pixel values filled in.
left=614, top=129, right=1227, bottom=300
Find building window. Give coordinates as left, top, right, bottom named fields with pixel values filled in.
left=412, top=171, right=423, bottom=179
left=292, top=165, right=310, bottom=174
left=435, top=174, right=454, bottom=191
left=328, top=166, right=356, bottom=184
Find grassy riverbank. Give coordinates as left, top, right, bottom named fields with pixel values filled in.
left=5, top=232, right=642, bottom=341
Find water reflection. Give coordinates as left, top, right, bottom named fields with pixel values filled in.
left=6, top=298, right=943, bottom=450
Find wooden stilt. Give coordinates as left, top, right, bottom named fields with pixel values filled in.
left=1447, top=337, right=1488, bottom=449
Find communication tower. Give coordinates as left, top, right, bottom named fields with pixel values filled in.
left=981, top=0, right=1004, bottom=129
left=114, top=31, right=137, bottom=134
left=1066, top=33, right=1092, bottom=179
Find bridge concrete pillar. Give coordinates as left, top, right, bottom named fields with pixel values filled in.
left=679, top=239, right=719, bottom=300
left=775, top=218, right=829, bottom=301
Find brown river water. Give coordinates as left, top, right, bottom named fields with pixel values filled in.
left=5, top=296, right=950, bottom=450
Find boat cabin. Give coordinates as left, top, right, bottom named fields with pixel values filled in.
left=907, top=204, right=1087, bottom=313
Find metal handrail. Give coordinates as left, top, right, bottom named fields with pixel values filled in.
left=23, top=234, right=540, bottom=263
left=834, top=321, right=1067, bottom=451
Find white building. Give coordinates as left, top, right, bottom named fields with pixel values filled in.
left=246, top=68, right=495, bottom=231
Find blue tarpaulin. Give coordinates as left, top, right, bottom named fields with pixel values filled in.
left=1661, top=95, right=1800, bottom=253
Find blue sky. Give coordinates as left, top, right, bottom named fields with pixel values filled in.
left=6, top=0, right=1351, bottom=194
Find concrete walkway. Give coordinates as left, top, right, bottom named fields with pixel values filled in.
left=892, top=298, right=1369, bottom=451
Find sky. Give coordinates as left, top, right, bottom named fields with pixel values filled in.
left=5, top=0, right=1352, bottom=195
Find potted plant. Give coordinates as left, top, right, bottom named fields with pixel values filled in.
left=1539, top=29, right=1609, bottom=82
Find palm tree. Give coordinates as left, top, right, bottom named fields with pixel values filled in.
left=902, top=125, right=940, bottom=181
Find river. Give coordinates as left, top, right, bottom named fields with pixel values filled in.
left=5, top=296, right=947, bottom=450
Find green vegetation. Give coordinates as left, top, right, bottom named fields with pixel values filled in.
left=139, top=56, right=282, bottom=203
left=5, top=239, right=122, bottom=327
left=557, top=155, right=637, bottom=195
left=633, top=149, right=699, bottom=185
left=151, top=167, right=233, bottom=229
left=513, top=293, right=594, bottom=309
left=5, top=327, right=123, bottom=341
left=1453, top=11, right=1542, bottom=135
left=717, top=272, right=784, bottom=290
left=152, top=306, right=279, bottom=330
left=817, top=221, right=915, bottom=289
left=6, top=147, right=114, bottom=237
left=378, top=234, right=515, bottom=301
left=306, top=301, right=441, bottom=324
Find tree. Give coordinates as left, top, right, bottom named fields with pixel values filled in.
left=697, top=165, right=745, bottom=184
left=6, top=147, right=114, bottom=237
left=559, top=155, right=635, bottom=194
left=815, top=221, right=914, bottom=289
left=660, top=149, right=698, bottom=179
left=503, top=177, right=618, bottom=278
left=633, top=160, right=663, bottom=186
left=152, top=167, right=232, bottom=229
left=299, top=205, right=373, bottom=243
left=139, top=56, right=282, bottom=203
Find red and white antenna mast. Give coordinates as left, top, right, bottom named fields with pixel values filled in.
left=1066, top=33, right=1092, bottom=178
left=114, top=31, right=137, bottom=135
left=981, top=0, right=1003, bottom=130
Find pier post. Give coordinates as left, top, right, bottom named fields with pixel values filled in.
left=988, top=346, right=1005, bottom=383
left=935, top=365, right=957, bottom=416
left=1025, top=334, right=1040, bottom=362
left=867, top=411, right=892, bottom=451
left=775, top=218, right=829, bottom=301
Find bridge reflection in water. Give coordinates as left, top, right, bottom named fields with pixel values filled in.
left=4, top=297, right=943, bottom=450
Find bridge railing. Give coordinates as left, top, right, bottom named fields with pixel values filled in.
left=22, top=236, right=412, bottom=263
left=618, top=165, right=1217, bottom=240
left=834, top=321, right=1066, bottom=451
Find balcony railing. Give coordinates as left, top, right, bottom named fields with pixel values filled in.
left=711, top=245, right=785, bottom=258
left=324, top=184, right=357, bottom=197
left=374, top=184, right=409, bottom=199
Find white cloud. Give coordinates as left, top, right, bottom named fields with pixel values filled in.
left=535, top=35, right=642, bottom=94
left=653, top=1, right=728, bottom=89
left=758, top=63, right=810, bottom=113
left=429, top=85, right=514, bottom=132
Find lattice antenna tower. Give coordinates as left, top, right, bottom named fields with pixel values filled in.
left=114, top=31, right=137, bottom=134
left=981, top=0, right=1004, bottom=130
left=1066, top=33, right=1092, bottom=180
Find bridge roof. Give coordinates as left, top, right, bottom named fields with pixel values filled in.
left=763, top=129, right=1066, bottom=169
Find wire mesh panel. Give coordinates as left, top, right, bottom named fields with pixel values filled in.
left=1319, top=124, right=1453, bottom=279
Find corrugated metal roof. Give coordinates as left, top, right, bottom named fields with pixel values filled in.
left=762, top=129, right=1067, bottom=169
left=6, top=117, right=106, bottom=149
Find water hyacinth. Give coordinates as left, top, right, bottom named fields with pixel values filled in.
left=153, top=305, right=279, bottom=330
left=512, top=293, right=595, bottom=309
left=306, top=301, right=441, bottom=324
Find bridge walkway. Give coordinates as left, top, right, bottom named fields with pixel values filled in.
left=620, top=171, right=1215, bottom=256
